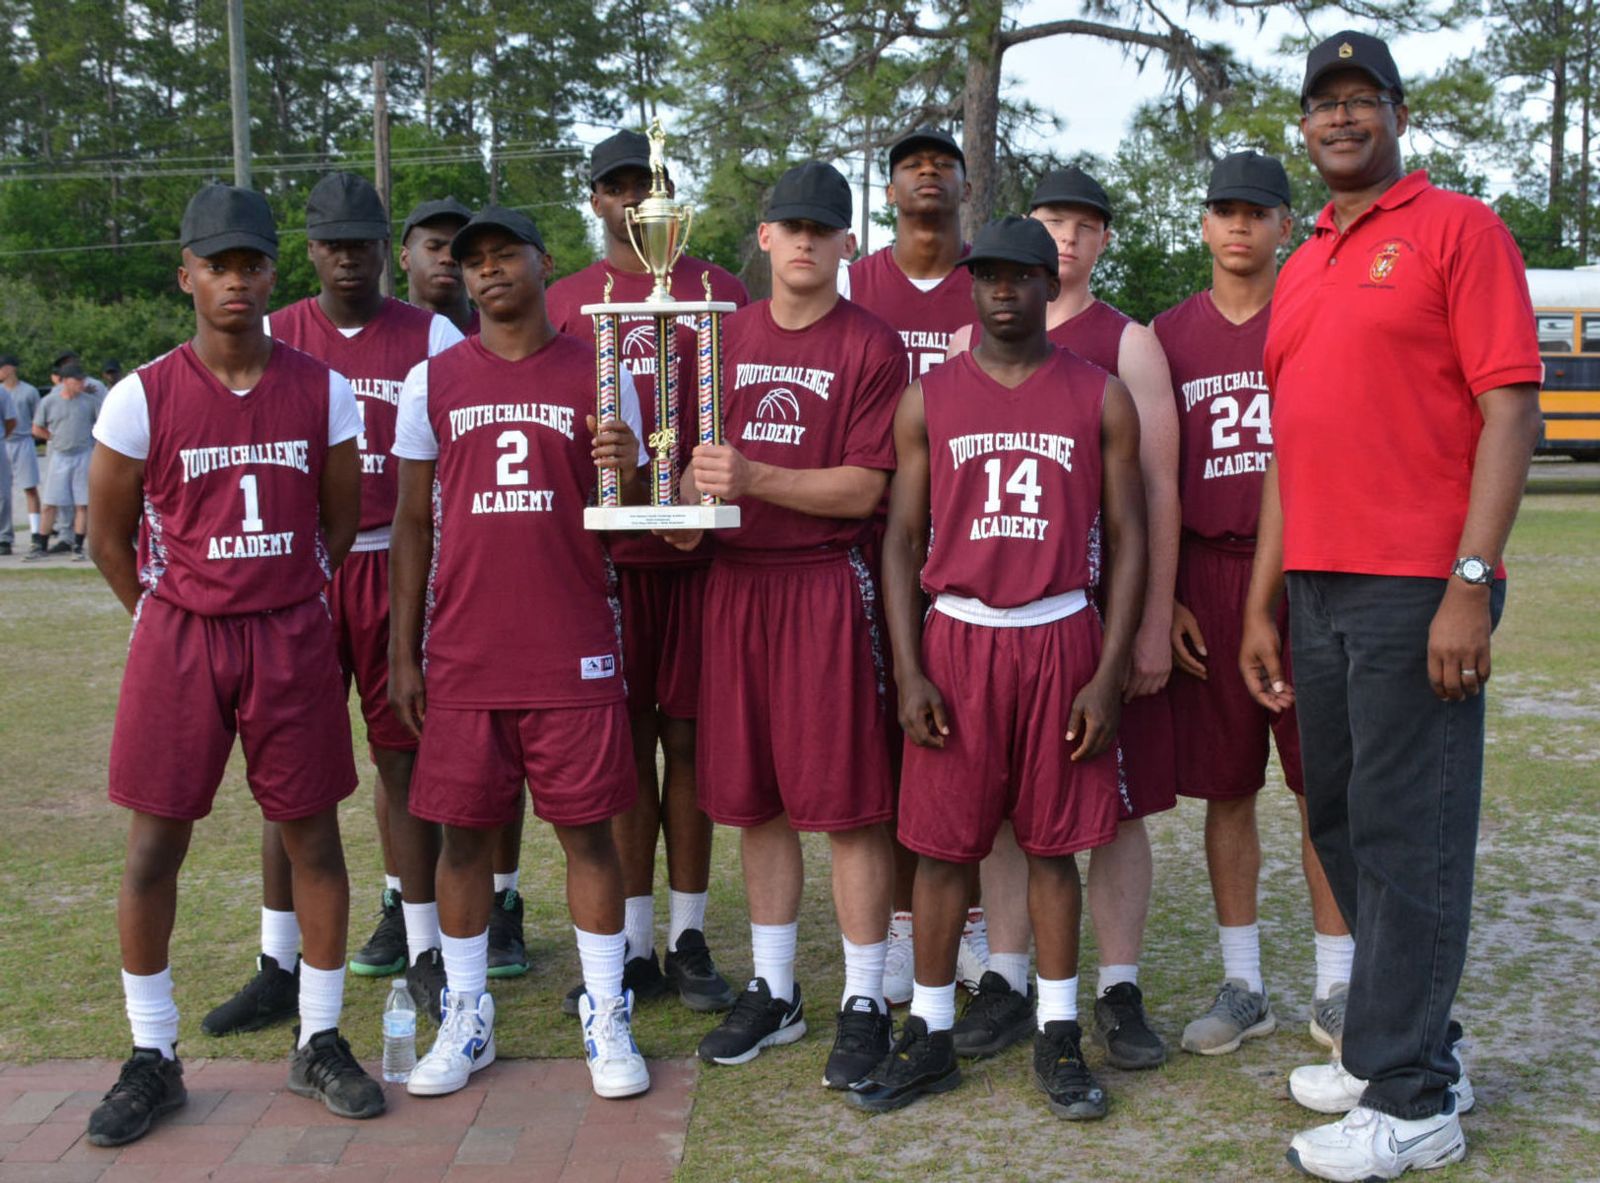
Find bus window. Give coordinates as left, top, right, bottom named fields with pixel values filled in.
left=1583, top=316, right=1600, bottom=353
left=1539, top=313, right=1575, bottom=352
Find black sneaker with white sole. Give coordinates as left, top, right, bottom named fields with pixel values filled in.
left=201, top=954, right=299, bottom=1036
left=86, top=1047, right=186, bottom=1147
left=848, top=1016, right=962, bottom=1113
left=697, top=978, right=806, bottom=1066
left=287, top=1027, right=386, bottom=1119
left=562, top=952, right=671, bottom=1017
left=349, top=888, right=406, bottom=976
left=951, top=972, right=1035, bottom=1058
left=1091, top=981, right=1167, bottom=1069
left=1034, top=1020, right=1108, bottom=1120
left=664, top=929, right=737, bottom=1012
left=823, top=995, right=892, bottom=1090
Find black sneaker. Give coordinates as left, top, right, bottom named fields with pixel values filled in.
left=1033, top=1020, right=1108, bottom=1120
left=0, top=541, right=11, bottom=556
left=848, top=1016, right=962, bottom=1113
left=951, top=972, right=1035, bottom=1059
left=562, top=951, right=671, bottom=1017
left=47, top=538, right=73, bottom=554
left=486, top=888, right=529, bottom=978
left=664, top=929, right=736, bottom=1012
left=1091, top=981, right=1167, bottom=1069
left=349, top=888, right=406, bottom=976
left=201, top=954, right=299, bottom=1036
left=85, top=1047, right=186, bottom=1147
left=406, top=947, right=446, bottom=1021
left=823, top=995, right=892, bottom=1090
left=697, top=978, right=807, bottom=1066
left=22, top=542, right=47, bottom=561
left=287, top=1027, right=386, bottom=1119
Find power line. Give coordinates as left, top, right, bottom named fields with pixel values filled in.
left=0, top=145, right=584, bottom=185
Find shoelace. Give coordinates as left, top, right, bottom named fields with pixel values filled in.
left=961, top=981, right=1017, bottom=1025
left=723, top=987, right=776, bottom=1031
left=1314, top=994, right=1346, bottom=1038
left=834, top=1009, right=883, bottom=1054
left=105, top=1055, right=170, bottom=1105
left=587, top=997, right=631, bottom=1059
left=1208, top=983, right=1263, bottom=1027
left=673, top=941, right=717, bottom=976
left=1099, top=984, right=1144, bottom=1027
left=304, top=1034, right=364, bottom=1084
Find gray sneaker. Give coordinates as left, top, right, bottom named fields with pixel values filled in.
left=1310, top=981, right=1347, bottom=1055
left=1181, top=978, right=1276, bottom=1055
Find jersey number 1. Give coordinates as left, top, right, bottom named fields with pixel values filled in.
left=238, top=474, right=264, bottom=534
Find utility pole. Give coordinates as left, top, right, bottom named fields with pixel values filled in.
left=374, top=53, right=394, bottom=297
left=861, top=118, right=872, bottom=256
left=227, top=0, right=251, bottom=188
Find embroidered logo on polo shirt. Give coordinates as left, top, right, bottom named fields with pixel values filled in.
left=1368, top=240, right=1405, bottom=284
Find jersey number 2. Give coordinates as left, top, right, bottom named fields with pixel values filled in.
left=982, top=457, right=1043, bottom=515
left=496, top=430, right=529, bottom=486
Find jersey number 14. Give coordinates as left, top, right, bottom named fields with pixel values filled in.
left=982, top=457, right=1043, bottom=515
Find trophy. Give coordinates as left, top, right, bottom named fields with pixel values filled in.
left=583, top=118, right=740, bottom=531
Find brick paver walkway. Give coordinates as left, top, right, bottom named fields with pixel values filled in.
left=0, top=1056, right=695, bottom=1182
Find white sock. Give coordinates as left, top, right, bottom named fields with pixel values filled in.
left=1314, top=932, right=1355, bottom=998
left=575, top=926, right=625, bottom=1001
left=1219, top=923, right=1263, bottom=993
left=963, top=908, right=989, bottom=964
left=440, top=929, right=489, bottom=1000
left=668, top=890, right=708, bottom=952
left=402, top=900, right=440, bottom=965
left=889, top=910, right=913, bottom=942
left=384, top=874, right=402, bottom=893
left=1098, top=964, right=1138, bottom=996
left=28, top=512, right=41, bottom=534
left=493, top=870, right=519, bottom=895
left=123, top=967, right=179, bottom=1059
left=1036, top=974, right=1079, bottom=1029
left=297, top=963, right=345, bottom=1045
left=751, top=921, right=798, bottom=1004
left=260, top=907, right=300, bottom=968
left=841, top=936, right=887, bottom=1011
left=990, top=952, right=1031, bottom=996
left=910, top=980, right=957, bottom=1033
left=623, top=895, right=654, bottom=961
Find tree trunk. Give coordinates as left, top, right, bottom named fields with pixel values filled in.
left=959, top=3, right=1005, bottom=237
left=1551, top=0, right=1568, bottom=249
left=1581, top=0, right=1595, bottom=260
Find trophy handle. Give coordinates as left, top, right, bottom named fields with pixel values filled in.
left=624, top=206, right=649, bottom=275
left=668, top=206, right=693, bottom=275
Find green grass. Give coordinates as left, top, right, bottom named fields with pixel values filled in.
left=2, top=480, right=1597, bottom=1180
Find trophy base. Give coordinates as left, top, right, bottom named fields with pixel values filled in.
left=585, top=504, right=742, bottom=531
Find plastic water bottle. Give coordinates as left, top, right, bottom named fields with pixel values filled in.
left=381, top=979, right=416, bottom=1083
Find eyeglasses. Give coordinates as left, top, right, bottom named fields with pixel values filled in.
left=1304, top=94, right=1397, bottom=121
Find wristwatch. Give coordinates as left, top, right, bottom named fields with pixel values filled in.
left=1452, top=555, right=1492, bottom=585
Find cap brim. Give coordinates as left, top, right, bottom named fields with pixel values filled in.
left=957, top=249, right=1055, bottom=272
left=763, top=202, right=851, bottom=230
left=1206, top=186, right=1289, bottom=209
left=183, top=231, right=279, bottom=261
left=889, top=137, right=965, bottom=171
left=591, top=155, right=652, bottom=183
left=307, top=220, right=390, bottom=242
left=450, top=221, right=544, bottom=260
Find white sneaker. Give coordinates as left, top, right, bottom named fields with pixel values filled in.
left=1287, top=1102, right=1465, bottom=1181
left=408, top=988, right=495, bottom=1096
left=1290, top=1055, right=1475, bottom=1116
left=883, top=913, right=913, bottom=1007
left=956, top=908, right=989, bottom=993
left=581, top=990, right=650, bottom=1099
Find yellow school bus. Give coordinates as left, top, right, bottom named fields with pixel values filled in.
left=1528, top=267, right=1600, bottom=460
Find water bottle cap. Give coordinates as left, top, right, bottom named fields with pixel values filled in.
left=391, top=979, right=408, bottom=990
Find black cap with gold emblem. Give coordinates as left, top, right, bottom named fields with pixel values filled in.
left=1301, top=31, right=1403, bottom=103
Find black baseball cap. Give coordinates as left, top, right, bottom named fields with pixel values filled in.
left=590, top=130, right=655, bottom=186
left=1029, top=166, right=1113, bottom=224
left=401, top=197, right=473, bottom=244
left=102, top=359, right=122, bottom=374
left=450, top=205, right=548, bottom=260
left=180, top=182, right=278, bottom=260
left=0, top=354, right=17, bottom=367
left=306, top=172, right=390, bottom=241
left=764, top=162, right=852, bottom=230
left=57, top=361, right=86, bottom=380
left=957, top=216, right=1059, bottom=273
left=53, top=351, right=80, bottom=368
left=1302, top=31, right=1404, bottom=103
left=888, top=126, right=965, bottom=173
left=1206, top=151, right=1292, bottom=209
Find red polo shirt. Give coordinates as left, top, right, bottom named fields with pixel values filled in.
left=1265, top=170, right=1542, bottom=578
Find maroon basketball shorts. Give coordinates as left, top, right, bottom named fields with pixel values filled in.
left=697, top=548, right=893, bottom=832
left=1170, top=535, right=1304, bottom=799
left=617, top=563, right=708, bottom=720
left=1115, top=689, right=1178, bottom=820
left=109, top=594, right=358, bottom=822
left=329, top=547, right=417, bottom=753
left=410, top=700, right=636, bottom=829
left=899, top=604, right=1120, bottom=864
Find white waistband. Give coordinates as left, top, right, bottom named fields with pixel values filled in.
left=350, top=526, right=391, bottom=553
left=932, top=588, right=1088, bottom=628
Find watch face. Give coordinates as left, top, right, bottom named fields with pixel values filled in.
left=1460, top=558, right=1489, bottom=582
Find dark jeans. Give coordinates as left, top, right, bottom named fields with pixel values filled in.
left=1288, top=572, right=1505, bottom=1120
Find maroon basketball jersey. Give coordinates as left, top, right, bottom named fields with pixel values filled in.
left=546, top=255, right=748, bottom=567
left=138, top=342, right=333, bottom=616
left=270, top=296, right=437, bottom=531
left=421, top=334, right=623, bottom=709
left=1047, top=299, right=1132, bottom=375
left=719, top=299, right=904, bottom=554
left=1152, top=291, right=1273, bottom=539
left=847, top=246, right=973, bottom=383
left=920, top=348, right=1107, bottom=606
